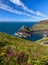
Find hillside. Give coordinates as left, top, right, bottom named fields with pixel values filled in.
left=0, top=32, right=48, bottom=65
left=15, top=20, right=48, bottom=38
left=30, top=20, right=48, bottom=31
left=36, top=37, right=48, bottom=45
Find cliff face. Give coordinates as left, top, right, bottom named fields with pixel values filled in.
left=16, top=20, right=48, bottom=38
left=19, top=26, right=31, bottom=32
left=17, top=26, right=32, bottom=37
left=30, top=20, right=48, bottom=37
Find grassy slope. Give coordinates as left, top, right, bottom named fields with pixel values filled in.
left=30, top=20, right=48, bottom=31
left=36, top=37, right=48, bottom=45
left=0, top=32, right=48, bottom=65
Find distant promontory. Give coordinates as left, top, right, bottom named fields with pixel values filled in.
left=15, top=20, right=48, bottom=38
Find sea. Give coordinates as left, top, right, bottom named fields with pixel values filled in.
left=0, top=22, right=43, bottom=41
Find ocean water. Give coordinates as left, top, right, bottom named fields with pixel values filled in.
left=0, top=22, right=42, bottom=41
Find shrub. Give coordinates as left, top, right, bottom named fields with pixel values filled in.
left=17, top=51, right=29, bottom=65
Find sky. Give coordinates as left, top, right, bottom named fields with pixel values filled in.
left=0, top=0, right=48, bottom=22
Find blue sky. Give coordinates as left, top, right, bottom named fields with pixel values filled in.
left=0, top=0, right=48, bottom=22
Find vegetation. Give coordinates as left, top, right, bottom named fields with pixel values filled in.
left=30, top=20, right=48, bottom=31
left=0, top=32, right=48, bottom=65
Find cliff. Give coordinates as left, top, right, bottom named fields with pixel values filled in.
left=30, top=20, right=48, bottom=31
left=16, top=26, right=32, bottom=38
left=16, top=20, right=48, bottom=38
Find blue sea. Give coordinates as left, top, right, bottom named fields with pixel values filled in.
left=0, top=22, right=42, bottom=41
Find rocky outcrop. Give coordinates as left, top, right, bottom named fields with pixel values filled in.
left=16, top=26, right=32, bottom=38
left=15, top=20, right=48, bottom=38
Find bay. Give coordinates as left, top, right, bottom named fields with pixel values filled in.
left=0, top=22, right=42, bottom=41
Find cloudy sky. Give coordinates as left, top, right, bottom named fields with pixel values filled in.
left=0, top=0, right=48, bottom=22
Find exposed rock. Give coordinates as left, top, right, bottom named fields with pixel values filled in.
left=15, top=20, right=48, bottom=38
left=15, top=26, right=32, bottom=38
left=30, top=20, right=48, bottom=37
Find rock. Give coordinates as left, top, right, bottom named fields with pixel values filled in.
left=15, top=26, right=32, bottom=38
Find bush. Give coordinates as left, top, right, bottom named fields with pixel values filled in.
left=17, top=51, right=29, bottom=65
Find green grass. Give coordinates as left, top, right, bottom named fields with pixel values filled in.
left=30, top=20, right=48, bottom=31
left=0, top=32, right=48, bottom=65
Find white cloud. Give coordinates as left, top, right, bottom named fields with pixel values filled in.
left=36, top=11, right=45, bottom=17
left=0, top=0, right=33, bottom=17
left=40, top=16, right=48, bottom=21
left=0, top=0, right=46, bottom=21
left=10, top=0, right=45, bottom=17
left=0, top=3, right=36, bottom=19
left=10, top=0, right=23, bottom=6
left=10, top=0, right=35, bottom=13
left=0, top=3, right=23, bottom=14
